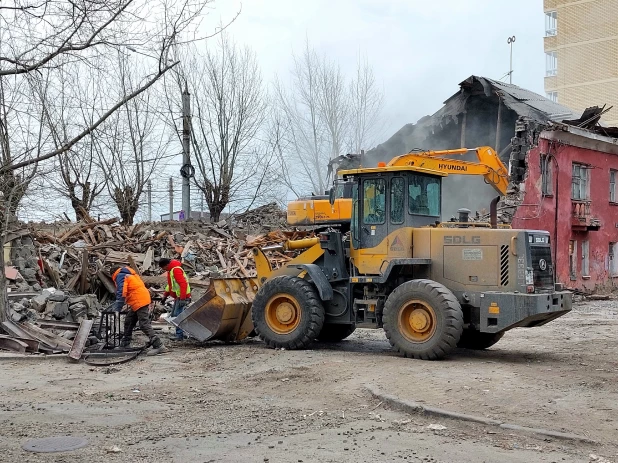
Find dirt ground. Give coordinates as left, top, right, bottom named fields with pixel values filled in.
left=1, top=298, right=617, bottom=463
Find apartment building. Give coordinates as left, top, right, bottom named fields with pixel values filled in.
left=543, top=0, right=618, bottom=125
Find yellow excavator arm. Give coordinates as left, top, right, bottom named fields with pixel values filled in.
left=386, top=146, right=508, bottom=196
left=286, top=146, right=509, bottom=227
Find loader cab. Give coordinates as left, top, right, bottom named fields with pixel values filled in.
left=343, top=167, right=445, bottom=275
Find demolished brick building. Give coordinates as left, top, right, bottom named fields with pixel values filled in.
left=358, top=76, right=618, bottom=291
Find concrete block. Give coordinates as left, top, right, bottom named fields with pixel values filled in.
left=31, top=295, right=49, bottom=312
left=51, top=301, right=70, bottom=320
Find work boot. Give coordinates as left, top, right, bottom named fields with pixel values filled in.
left=147, top=344, right=168, bottom=356
left=120, top=337, right=132, bottom=348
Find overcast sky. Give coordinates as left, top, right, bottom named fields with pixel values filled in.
left=214, top=0, right=547, bottom=141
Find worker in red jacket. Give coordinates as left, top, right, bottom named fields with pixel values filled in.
left=111, top=266, right=166, bottom=355
left=158, top=258, right=192, bottom=341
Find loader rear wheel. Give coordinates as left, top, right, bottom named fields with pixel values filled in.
left=252, top=276, right=325, bottom=350
left=457, top=329, right=504, bottom=350
left=383, top=279, right=463, bottom=360
left=317, top=323, right=356, bottom=342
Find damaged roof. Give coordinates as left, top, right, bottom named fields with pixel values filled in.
left=441, top=75, right=579, bottom=123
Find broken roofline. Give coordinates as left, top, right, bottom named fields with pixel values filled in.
left=542, top=121, right=618, bottom=156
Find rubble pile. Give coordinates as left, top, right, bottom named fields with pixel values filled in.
left=0, top=202, right=307, bottom=355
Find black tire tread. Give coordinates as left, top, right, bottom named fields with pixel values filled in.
left=383, top=279, right=464, bottom=360
left=252, top=275, right=325, bottom=350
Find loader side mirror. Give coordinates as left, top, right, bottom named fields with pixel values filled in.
left=329, top=187, right=335, bottom=206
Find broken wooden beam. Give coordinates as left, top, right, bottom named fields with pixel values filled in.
left=68, top=319, right=94, bottom=362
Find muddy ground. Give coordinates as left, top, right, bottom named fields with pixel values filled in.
left=1, top=299, right=617, bottom=463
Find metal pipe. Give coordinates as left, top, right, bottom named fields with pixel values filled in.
left=490, top=196, right=500, bottom=229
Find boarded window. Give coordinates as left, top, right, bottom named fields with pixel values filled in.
left=571, top=163, right=589, bottom=200
left=582, top=240, right=590, bottom=277
left=541, top=155, right=553, bottom=195
left=569, top=240, right=577, bottom=280
left=610, top=242, right=618, bottom=277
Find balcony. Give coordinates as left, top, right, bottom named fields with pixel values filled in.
left=572, top=200, right=601, bottom=231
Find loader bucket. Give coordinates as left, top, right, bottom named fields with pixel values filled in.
left=171, top=278, right=259, bottom=342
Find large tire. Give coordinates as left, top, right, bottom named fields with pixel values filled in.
left=383, top=279, right=463, bottom=360
left=317, top=324, right=356, bottom=342
left=457, top=329, right=504, bottom=350
left=252, top=275, right=325, bottom=349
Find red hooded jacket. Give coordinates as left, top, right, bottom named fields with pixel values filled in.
left=163, top=259, right=190, bottom=300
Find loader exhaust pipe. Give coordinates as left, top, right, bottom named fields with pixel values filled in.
left=490, top=196, right=499, bottom=229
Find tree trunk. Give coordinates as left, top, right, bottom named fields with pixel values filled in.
left=0, top=236, right=9, bottom=324
left=113, top=186, right=139, bottom=226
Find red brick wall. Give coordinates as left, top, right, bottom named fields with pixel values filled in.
left=512, top=136, right=618, bottom=291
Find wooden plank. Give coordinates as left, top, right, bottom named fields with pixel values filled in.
left=42, top=259, right=62, bottom=288
left=0, top=335, right=28, bottom=353
left=234, top=256, right=250, bottom=277
left=127, top=255, right=140, bottom=276
left=102, top=225, right=114, bottom=239
left=19, top=322, right=72, bottom=351
left=181, top=241, right=193, bottom=258
left=58, top=218, right=117, bottom=243
left=216, top=249, right=227, bottom=269
left=97, top=270, right=116, bottom=294
left=1, top=321, right=36, bottom=340
left=87, top=228, right=97, bottom=245
left=141, top=247, right=154, bottom=273
left=80, top=250, right=89, bottom=294
left=68, top=319, right=94, bottom=362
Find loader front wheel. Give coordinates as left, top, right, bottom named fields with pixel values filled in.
left=457, top=329, right=504, bottom=350
left=383, top=279, right=463, bottom=360
left=252, top=276, right=325, bottom=350
left=317, top=323, right=356, bottom=342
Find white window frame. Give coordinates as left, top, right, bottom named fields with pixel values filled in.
left=610, top=242, right=618, bottom=277
left=545, top=11, right=557, bottom=37
left=572, top=163, right=590, bottom=200
left=582, top=240, right=590, bottom=277
left=546, top=91, right=558, bottom=102
left=546, top=51, right=558, bottom=77
left=611, top=170, right=617, bottom=202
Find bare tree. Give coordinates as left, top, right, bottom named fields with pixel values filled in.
left=273, top=41, right=384, bottom=196
left=0, top=0, right=228, bottom=320
left=95, top=55, right=170, bottom=225
left=168, top=34, right=267, bottom=222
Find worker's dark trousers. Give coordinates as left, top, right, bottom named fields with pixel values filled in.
left=123, top=306, right=162, bottom=348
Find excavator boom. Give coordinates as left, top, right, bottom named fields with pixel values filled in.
left=386, top=146, right=508, bottom=196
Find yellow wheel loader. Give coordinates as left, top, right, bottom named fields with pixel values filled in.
left=173, top=147, right=571, bottom=360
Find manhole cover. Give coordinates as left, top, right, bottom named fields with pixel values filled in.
left=22, top=436, right=88, bottom=453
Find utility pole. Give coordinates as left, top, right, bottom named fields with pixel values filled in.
left=169, top=177, right=173, bottom=221
left=507, top=36, right=516, bottom=84
left=147, top=180, right=152, bottom=222
left=180, top=85, right=193, bottom=221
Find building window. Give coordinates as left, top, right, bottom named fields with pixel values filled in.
left=541, top=155, right=553, bottom=195
left=546, top=51, right=557, bottom=77
left=610, top=243, right=618, bottom=277
left=611, top=170, right=617, bottom=202
left=546, top=91, right=558, bottom=102
left=572, top=163, right=589, bottom=200
left=582, top=241, right=590, bottom=277
left=569, top=240, right=577, bottom=280
left=545, top=11, right=557, bottom=36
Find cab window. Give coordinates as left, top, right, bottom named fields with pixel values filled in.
left=390, top=177, right=405, bottom=224
left=363, top=178, right=386, bottom=224
left=409, top=174, right=440, bottom=217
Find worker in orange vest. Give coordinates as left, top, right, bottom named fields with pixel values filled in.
left=112, top=266, right=167, bottom=355
left=158, top=258, right=191, bottom=341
